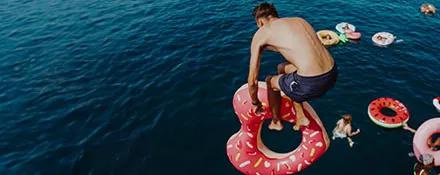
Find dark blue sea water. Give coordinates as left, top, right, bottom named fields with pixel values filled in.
left=0, top=0, right=439, bottom=174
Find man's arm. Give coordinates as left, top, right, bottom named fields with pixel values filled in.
left=263, top=45, right=279, bottom=52
left=248, top=30, right=267, bottom=104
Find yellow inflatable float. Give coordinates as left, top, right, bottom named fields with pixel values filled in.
left=316, top=30, right=339, bottom=46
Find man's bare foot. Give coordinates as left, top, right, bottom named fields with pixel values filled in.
left=269, top=119, right=284, bottom=131
left=293, top=116, right=310, bottom=131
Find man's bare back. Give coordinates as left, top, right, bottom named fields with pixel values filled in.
left=249, top=3, right=337, bottom=131
left=257, top=17, right=334, bottom=76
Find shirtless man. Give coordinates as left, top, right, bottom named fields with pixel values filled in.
left=248, top=2, right=337, bottom=130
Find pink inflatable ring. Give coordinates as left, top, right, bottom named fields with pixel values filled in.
left=413, top=118, right=440, bottom=166
left=226, top=82, right=330, bottom=174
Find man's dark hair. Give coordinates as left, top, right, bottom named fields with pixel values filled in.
left=252, top=2, right=279, bottom=19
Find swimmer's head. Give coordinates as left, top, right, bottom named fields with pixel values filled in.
left=421, top=3, right=436, bottom=14
left=342, top=114, right=352, bottom=124
left=419, top=154, right=434, bottom=166
left=253, top=2, right=279, bottom=28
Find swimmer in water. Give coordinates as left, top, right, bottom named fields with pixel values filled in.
left=374, top=35, right=391, bottom=45
left=342, top=23, right=353, bottom=33
left=413, top=154, right=438, bottom=175
left=421, top=3, right=437, bottom=15
left=403, top=123, right=440, bottom=151
left=428, top=135, right=440, bottom=151
left=376, top=35, right=387, bottom=41
left=324, top=34, right=332, bottom=40
left=248, top=2, right=337, bottom=131
left=332, top=114, right=360, bottom=147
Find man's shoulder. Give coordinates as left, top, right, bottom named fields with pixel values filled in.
left=282, top=17, right=306, bottom=21
left=254, top=26, right=270, bottom=37
left=275, top=17, right=308, bottom=27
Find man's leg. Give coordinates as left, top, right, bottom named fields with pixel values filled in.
left=264, top=63, right=296, bottom=131
left=277, top=63, right=309, bottom=130
left=277, top=62, right=297, bottom=74
left=293, top=102, right=309, bottom=130
left=266, top=75, right=283, bottom=131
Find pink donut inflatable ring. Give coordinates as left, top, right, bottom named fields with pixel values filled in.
left=346, top=32, right=362, bottom=40
left=413, top=118, right=440, bottom=166
left=226, top=82, right=330, bottom=174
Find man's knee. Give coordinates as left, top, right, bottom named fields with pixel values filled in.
left=277, top=63, right=286, bottom=74
left=266, top=75, right=280, bottom=91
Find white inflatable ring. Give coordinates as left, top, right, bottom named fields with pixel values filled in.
left=372, top=32, right=395, bottom=46
left=335, top=22, right=356, bottom=34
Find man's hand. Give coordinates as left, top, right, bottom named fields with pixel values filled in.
left=253, top=100, right=264, bottom=114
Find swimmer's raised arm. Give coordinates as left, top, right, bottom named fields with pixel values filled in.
left=248, top=29, right=268, bottom=107
left=346, top=125, right=360, bottom=137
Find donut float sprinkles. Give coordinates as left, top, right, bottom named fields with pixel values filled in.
left=226, top=82, right=330, bottom=175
